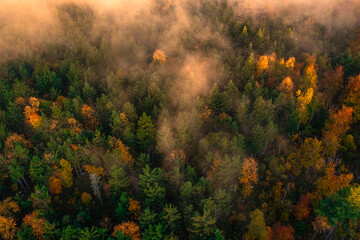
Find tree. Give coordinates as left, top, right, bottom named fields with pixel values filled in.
left=139, top=165, right=166, bottom=208
left=271, top=222, right=294, bottom=240
left=162, top=204, right=181, bottom=234
left=30, top=185, right=50, bottom=210
left=293, top=194, right=311, bottom=221
left=0, top=216, right=17, bottom=240
left=304, top=63, right=318, bottom=90
left=316, top=186, right=360, bottom=226
left=153, top=50, right=166, bottom=64
left=296, top=88, right=314, bottom=127
left=60, top=159, right=73, bottom=188
left=320, top=66, right=344, bottom=107
left=250, top=125, right=266, bottom=153
left=81, top=104, right=99, bottom=130
left=128, top=198, right=141, bottom=220
left=239, top=158, right=258, bottom=196
left=188, top=206, right=217, bottom=239
left=137, top=113, right=156, bottom=152
left=22, top=211, right=47, bottom=240
left=322, top=106, right=353, bottom=158
left=115, top=192, right=130, bottom=221
left=109, top=166, right=130, bottom=193
left=245, top=209, right=268, bottom=240
left=112, top=222, right=141, bottom=240
left=48, top=176, right=62, bottom=195
left=29, top=156, right=50, bottom=186
left=109, top=137, right=135, bottom=167
left=313, top=161, right=353, bottom=203
left=277, top=77, right=294, bottom=97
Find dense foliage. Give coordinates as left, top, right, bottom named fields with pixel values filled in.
left=1, top=0, right=360, bottom=239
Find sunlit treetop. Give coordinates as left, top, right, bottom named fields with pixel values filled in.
left=153, top=49, right=166, bottom=64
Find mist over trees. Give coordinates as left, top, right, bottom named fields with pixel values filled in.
left=1, top=0, right=360, bottom=239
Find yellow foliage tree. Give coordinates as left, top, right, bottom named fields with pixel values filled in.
left=84, top=165, right=105, bottom=177
left=59, top=159, right=73, bottom=188
left=257, top=55, right=269, bottom=72
left=347, top=186, right=360, bottom=209
left=285, top=57, right=295, bottom=68
left=304, top=63, right=318, bottom=90
left=296, top=88, right=314, bottom=125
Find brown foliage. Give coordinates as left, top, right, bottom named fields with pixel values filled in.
left=272, top=222, right=294, bottom=240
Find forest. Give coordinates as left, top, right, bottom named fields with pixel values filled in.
left=1, top=0, right=360, bottom=239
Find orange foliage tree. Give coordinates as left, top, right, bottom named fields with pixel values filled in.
left=24, top=97, right=42, bottom=128
left=293, top=193, right=311, bottom=221
left=81, top=104, right=99, bottom=130
left=81, top=192, right=92, bottom=205
left=322, top=106, right=353, bottom=158
left=153, top=50, right=166, bottom=64
left=112, top=221, right=141, bottom=240
left=109, top=137, right=135, bottom=167
left=23, top=211, right=47, bottom=240
left=48, top=176, right=62, bottom=195
left=128, top=198, right=141, bottom=220
left=0, top=216, right=17, bottom=240
left=272, top=222, right=294, bottom=240
left=257, top=55, right=269, bottom=72
left=312, top=161, right=353, bottom=203
left=239, top=158, right=258, bottom=196
left=320, top=66, right=344, bottom=107
left=277, top=77, right=294, bottom=97
left=285, top=57, right=295, bottom=68
left=67, top=118, right=82, bottom=135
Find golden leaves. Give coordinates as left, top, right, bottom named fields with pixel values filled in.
left=285, top=57, right=295, bottom=68
left=84, top=165, right=105, bottom=177
left=257, top=55, right=269, bottom=72
left=153, top=49, right=166, bottom=64
left=239, top=158, right=258, bottom=196
left=59, top=159, right=73, bottom=188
